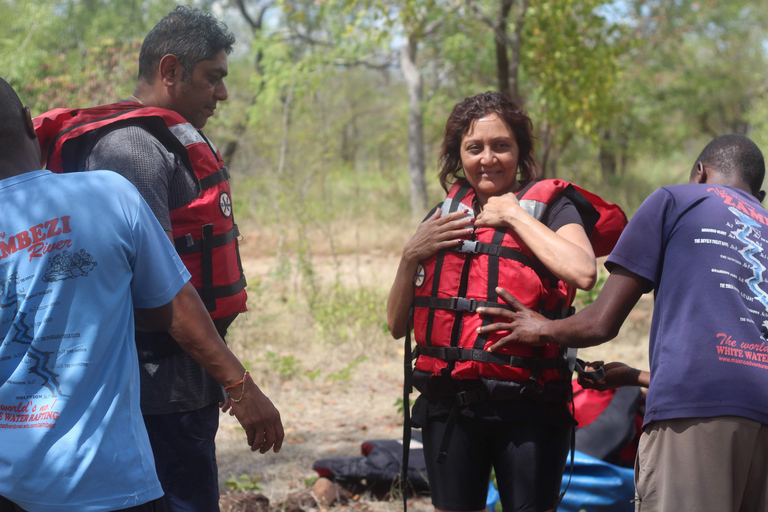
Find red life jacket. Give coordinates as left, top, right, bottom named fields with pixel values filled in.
left=34, top=103, right=247, bottom=320
left=413, top=179, right=627, bottom=385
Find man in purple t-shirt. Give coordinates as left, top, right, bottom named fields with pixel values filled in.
left=473, top=134, right=768, bottom=512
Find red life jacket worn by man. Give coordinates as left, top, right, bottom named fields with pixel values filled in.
left=34, top=102, right=247, bottom=318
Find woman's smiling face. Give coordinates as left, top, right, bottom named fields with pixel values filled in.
left=460, top=113, right=520, bottom=206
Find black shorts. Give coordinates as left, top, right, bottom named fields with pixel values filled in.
left=422, top=414, right=571, bottom=512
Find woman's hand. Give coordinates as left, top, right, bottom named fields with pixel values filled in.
left=402, top=208, right=475, bottom=263
left=474, top=192, right=521, bottom=228
left=387, top=207, right=474, bottom=339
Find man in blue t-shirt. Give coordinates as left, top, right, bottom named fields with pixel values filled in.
left=0, top=78, right=184, bottom=511
left=0, top=79, right=271, bottom=512
left=474, top=135, right=768, bottom=512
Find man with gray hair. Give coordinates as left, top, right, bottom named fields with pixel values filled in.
left=35, top=7, right=283, bottom=511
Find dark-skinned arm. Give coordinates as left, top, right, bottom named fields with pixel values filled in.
left=168, top=281, right=284, bottom=454
left=135, top=301, right=174, bottom=332
left=577, top=361, right=650, bottom=391
left=163, top=232, right=283, bottom=454
left=476, top=265, right=651, bottom=351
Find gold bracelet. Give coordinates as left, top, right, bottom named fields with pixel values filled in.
left=226, top=371, right=250, bottom=403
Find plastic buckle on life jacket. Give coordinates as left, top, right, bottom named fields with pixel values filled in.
left=449, top=296, right=477, bottom=313
left=456, top=240, right=479, bottom=254
left=182, top=233, right=194, bottom=248
left=455, top=388, right=490, bottom=406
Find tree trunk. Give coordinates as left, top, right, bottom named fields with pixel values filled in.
left=494, top=0, right=514, bottom=100
left=538, top=121, right=553, bottom=179
left=507, top=0, right=529, bottom=105
left=599, top=129, right=617, bottom=177
left=275, top=86, right=294, bottom=262
left=400, top=33, right=428, bottom=217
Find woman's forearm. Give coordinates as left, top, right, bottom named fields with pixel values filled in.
left=386, top=252, right=418, bottom=339
left=504, top=209, right=597, bottom=290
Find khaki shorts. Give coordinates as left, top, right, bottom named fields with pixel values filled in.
left=635, top=416, right=768, bottom=512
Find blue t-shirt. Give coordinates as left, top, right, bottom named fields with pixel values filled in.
left=0, top=170, right=190, bottom=511
left=606, top=184, right=768, bottom=426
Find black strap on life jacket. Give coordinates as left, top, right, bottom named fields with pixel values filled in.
left=413, top=295, right=574, bottom=319
left=174, top=224, right=241, bottom=254
left=198, top=164, right=230, bottom=190
left=415, top=346, right=570, bottom=370
left=402, top=309, right=415, bottom=512
left=174, top=223, right=247, bottom=312
left=454, top=239, right=535, bottom=267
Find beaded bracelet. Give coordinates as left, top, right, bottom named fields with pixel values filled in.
left=225, top=371, right=250, bottom=403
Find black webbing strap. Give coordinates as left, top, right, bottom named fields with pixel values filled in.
left=555, top=418, right=577, bottom=511
left=413, top=296, right=573, bottom=321
left=436, top=403, right=461, bottom=464
left=528, top=347, right=544, bottom=381
left=174, top=224, right=240, bottom=254
left=413, top=296, right=511, bottom=314
left=200, top=224, right=216, bottom=311
left=573, top=358, right=606, bottom=382
left=449, top=182, right=473, bottom=211
left=198, top=164, right=230, bottom=190
left=417, top=346, right=569, bottom=370
left=196, top=274, right=247, bottom=301
left=402, top=309, right=415, bottom=512
left=452, top=240, right=535, bottom=268
left=472, top=229, right=506, bottom=351
left=193, top=225, right=247, bottom=312
left=546, top=306, right=576, bottom=320
left=515, top=179, right=538, bottom=199
left=448, top=254, right=473, bottom=350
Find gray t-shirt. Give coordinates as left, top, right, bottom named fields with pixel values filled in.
left=85, top=121, right=226, bottom=414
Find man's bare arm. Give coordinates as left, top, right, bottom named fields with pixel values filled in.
left=168, top=281, right=284, bottom=454
left=476, top=266, right=651, bottom=350
left=135, top=301, right=174, bottom=332
left=161, top=232, right=283, bottom=454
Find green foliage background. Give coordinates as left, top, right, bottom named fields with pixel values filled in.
left=5, top=0, right=768, bottom=389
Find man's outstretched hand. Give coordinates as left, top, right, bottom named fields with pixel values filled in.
left=476, top=287, right=552, bottom=352
left=578, top=361, right=650, bottom=390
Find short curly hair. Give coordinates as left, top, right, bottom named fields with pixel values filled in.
left=138, top=6, right=236, bottom=83
left=692, top=135, right=765, bottom=196
left=438, top=92, right=537, bottom=192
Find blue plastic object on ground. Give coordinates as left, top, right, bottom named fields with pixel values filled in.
left=486, top=481, right=500, bottom=512
left=486, top=450, right=635, bottom=512
left=558, top=450, right=635, bottom=512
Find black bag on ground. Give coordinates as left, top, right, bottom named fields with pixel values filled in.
left=312, top=430, right=429, bottom=498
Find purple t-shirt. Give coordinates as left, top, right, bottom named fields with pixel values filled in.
left=606, top=184, right=768, bottom=426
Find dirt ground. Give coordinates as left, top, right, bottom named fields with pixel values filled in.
left=215, top=245, right=653, bottom=511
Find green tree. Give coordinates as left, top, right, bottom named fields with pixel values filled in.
left=603, top=0, right=768, bottom=174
